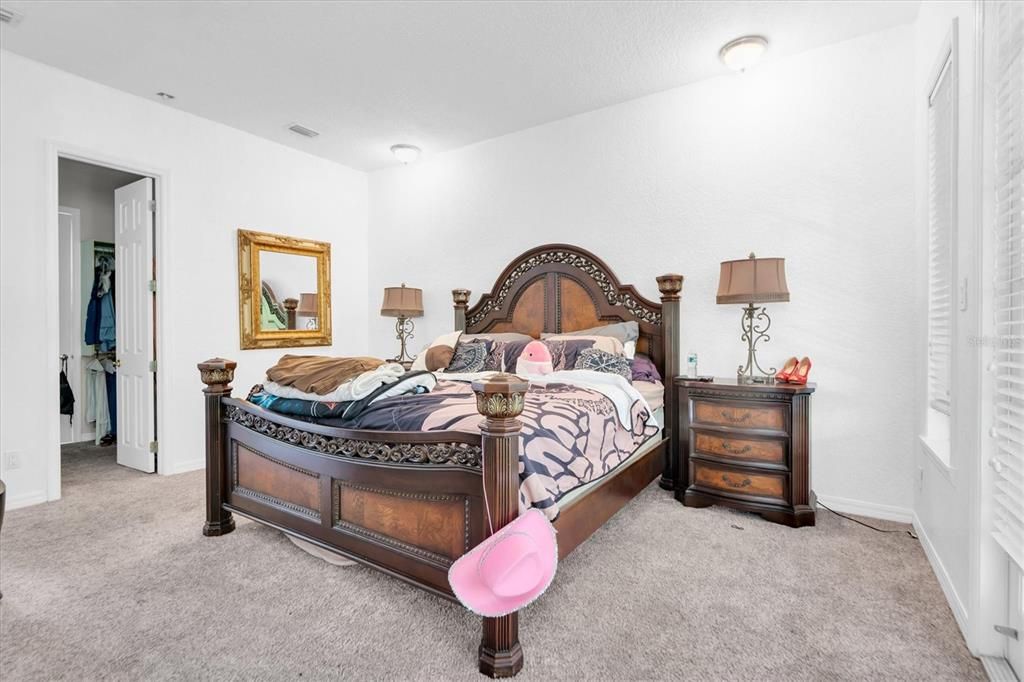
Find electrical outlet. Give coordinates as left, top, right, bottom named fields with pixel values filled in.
left=4, top=451, right=23, bottom=470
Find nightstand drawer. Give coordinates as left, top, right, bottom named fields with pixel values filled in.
left=691, top=461, right=787, bottom=503
left=692, top=400, right=786, bottom=431
left=692, top=431, right=786, bottom=467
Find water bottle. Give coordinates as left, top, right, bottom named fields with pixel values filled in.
left=686, top=352, right=698, bottom=378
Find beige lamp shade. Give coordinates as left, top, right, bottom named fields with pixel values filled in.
left=297, top=293, right=318, bottom=316
left=716, top=254, right=790, bottom=304
left=381, top=284, right=424, bottom=317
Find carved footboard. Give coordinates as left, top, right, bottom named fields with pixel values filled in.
left=197, top=359, right=527, bottom=677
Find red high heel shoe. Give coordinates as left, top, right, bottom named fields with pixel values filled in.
left=775, top=357, right=799, bottom=382
left=788, top=357, right=812, bottom=384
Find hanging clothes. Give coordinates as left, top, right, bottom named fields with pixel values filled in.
left=59, top=356, right=75, bottom=423
left=85, top=255, right=116, bottom=351
left=84, top=357, right=110, bottom=445
left=101, top=357, right=117, bottom=437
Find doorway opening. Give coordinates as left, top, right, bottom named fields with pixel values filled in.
left=56, top=157, right=159, bottom=488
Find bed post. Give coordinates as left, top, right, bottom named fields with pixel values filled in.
left=656, top=274, right=684, bottom=490
left=472, top=373, right=529, bottom=678
left=452, top=288, right=471, bottom=332
left=198, top=358, right=237, bottom=537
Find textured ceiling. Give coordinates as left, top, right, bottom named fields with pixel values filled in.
left=0, top=1, right=920, bottom=170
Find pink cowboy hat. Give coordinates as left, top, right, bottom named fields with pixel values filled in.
left=448, top=509, right=558, bottom=617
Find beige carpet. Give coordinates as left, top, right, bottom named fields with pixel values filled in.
left=0, top=443, right=983, bottom=681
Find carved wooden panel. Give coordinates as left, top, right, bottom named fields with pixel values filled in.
left=557, top=276, right=603, bottom=332
left=693, top=432, right=786, bottom=466
left=484, top=277, right=546, bottom=337
left=333, top=481, right=469, bottom=565
left=232, top=444, right=320, bottom=520
left=692, top=461, right=786, bottom=501
left=692, top=401, right=786, bottom=431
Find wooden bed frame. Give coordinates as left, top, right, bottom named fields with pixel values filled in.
left=198, top=244, right=683, bottom=677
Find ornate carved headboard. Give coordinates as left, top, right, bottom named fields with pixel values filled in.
left=451, top=244, right=682, bottom=381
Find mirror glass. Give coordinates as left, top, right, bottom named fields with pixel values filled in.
left=259, top=250, right=320, bottom=331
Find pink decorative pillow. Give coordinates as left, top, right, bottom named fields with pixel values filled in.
left=515, top=340, right=553, bottom=376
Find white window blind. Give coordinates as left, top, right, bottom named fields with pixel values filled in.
left=928, top=48, right=956, bottom=416
left=992, top=0, right=1024, bottom=570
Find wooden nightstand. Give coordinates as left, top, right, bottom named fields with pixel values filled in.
left=673, top=378, right=816, bottom=527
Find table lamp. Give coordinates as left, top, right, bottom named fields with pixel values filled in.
left=716, top=253, right=789, bottom=384
left=297, top=292, right=318, bottom=329
left=380, top=284, right=424, bottom=365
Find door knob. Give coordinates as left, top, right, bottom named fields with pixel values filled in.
left=113, top=359, right=122, bottom=368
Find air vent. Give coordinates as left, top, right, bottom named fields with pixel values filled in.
left=0, top=6, right=24, bottom=24
left=288, top=123, right=319, bottom=138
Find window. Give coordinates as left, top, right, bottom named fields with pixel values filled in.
left=926, top=31, right=957, bottom=430
left=991, top=0, right=1024, bottom=570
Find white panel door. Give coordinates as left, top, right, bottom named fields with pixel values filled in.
left=114, top=178, right=155, bottom=473
left=58, top=207, right=82, bottom=444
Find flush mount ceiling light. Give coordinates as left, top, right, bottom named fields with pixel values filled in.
left=719, top=35, right=769, bottom=72
left=155, top=92, right=175, bottom=100
left=390, top=144, right=421, bottom=164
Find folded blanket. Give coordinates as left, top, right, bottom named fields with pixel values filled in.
left=266, top=355, right=386, bottom=395
left=264, top=363, right=406, bottom=402
left=250, top=371, right=437, bottom=420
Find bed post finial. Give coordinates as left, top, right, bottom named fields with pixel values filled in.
left=472, top=373, right=528, bottom=678
left=656, top=274, right=684, bottom=490
left=453, top=288, right=471, bottom=331
left=198, top=358, right=237, bottom=537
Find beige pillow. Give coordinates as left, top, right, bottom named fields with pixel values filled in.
left=411, top=330, right=463, bottom=371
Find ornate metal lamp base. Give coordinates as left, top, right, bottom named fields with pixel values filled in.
left=391, top=315, right=416, bottom=365
left=736, top=303, right=776, bottom=385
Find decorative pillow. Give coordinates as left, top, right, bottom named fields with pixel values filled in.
left=575, top=348, right=632, bottom=381
left=411, top=330, right=462, bottom=371
left=541, top=334, right=624, bottom=358
left=543, top=338, right=599, bottom=371
left=446, top=339, right=491, bottom=373
left=631, top=353, right=662, bottom=383
left=544, top=321, right=639, bottom=344
left=424, top=344, right=455, bottom=371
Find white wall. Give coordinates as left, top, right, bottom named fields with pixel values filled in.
left=368, top=25, right=918, bottom=515
left=0, top=51, right=369, bottom=508
left=58, top=158, right=142, bottom=243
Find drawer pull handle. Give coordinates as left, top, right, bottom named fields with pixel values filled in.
left=721, top=441, right=752, bottom=455
left=720, top=410, right=750, bottom=424
left=722, top=475, right=752, bottom=489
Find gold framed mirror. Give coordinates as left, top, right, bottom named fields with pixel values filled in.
left=238, top=229, right=332, bottom=349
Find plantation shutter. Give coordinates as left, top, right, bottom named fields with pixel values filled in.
left=928, top=49, right=956, bottom=416
left=992, top=0, right=1024, bottom=569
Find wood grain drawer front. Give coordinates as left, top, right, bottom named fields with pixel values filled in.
left=692, top=462, right=786, bottom=502
left=693, top=432, right=785, bottom=466
left=692, top=400, right=785, bottom=431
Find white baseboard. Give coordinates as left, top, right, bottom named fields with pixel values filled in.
left=816, top=494, right=914, bottom=523
left=913, top=512, right=970, bottom=637
left=163, top=457, right=205, bottom=475
left=7, top=489, right=48, bottom=510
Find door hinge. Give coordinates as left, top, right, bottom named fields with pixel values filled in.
left=148, top=279, right=157, bottom=293
left=149, top=440, right=159, bottom=454
left=994, top=624, right=1019, bottom=640
left=147, top=199, right=156, bottom=212
left=148, top=360, right=158, bottom=372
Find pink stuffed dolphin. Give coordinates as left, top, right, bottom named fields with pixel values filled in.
left=515, top=340, right=553, bottom=375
